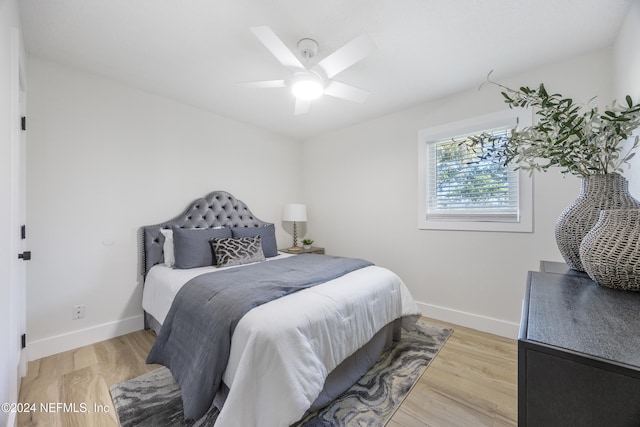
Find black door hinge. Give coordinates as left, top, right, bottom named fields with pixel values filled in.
left=21, top=334, right=26, bottom=349
left=21, top=116, right=26, bottom=131
left=18, top=251, right=31, bottom=260
left=21, top=225, right=26, bottom=239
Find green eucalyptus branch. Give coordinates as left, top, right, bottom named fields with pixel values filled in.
left=463, top=73, right=640, bottom=177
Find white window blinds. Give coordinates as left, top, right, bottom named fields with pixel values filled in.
left=426, top=128, right=520, bottom=223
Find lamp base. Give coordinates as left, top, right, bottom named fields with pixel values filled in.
left=287, top=246, right=303, bottom=252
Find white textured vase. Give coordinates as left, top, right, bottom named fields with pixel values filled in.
left=555, top=173, right=640, bottom=271
left=579, top=209, right=640, bottom=291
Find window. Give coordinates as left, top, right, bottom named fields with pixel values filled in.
left=418, top=110, right=533, bottom=232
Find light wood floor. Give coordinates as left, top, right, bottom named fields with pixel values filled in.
left=17, top=318, right=517, bottom=427
left=388, top=319, right=517, bottom=427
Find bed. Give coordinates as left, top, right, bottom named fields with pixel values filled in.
left=140, top=191, right=420, bottom=427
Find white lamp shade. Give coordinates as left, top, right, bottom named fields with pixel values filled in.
left=282, top=204, right=307, bottom=222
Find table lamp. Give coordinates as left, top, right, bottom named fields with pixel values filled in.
left=282, top=203, right=307, bottom=252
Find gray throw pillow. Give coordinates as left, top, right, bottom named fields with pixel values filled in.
left=211, top=236, right=266, bottom=267
left=231, top=224, right=278, bottom=257
left=172, top=227, right=232, bottom=269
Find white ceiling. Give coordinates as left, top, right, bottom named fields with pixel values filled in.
left=18, top=0, right=633, bottom=141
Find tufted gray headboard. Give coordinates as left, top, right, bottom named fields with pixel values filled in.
left=141, top=191, right=271, bottom=276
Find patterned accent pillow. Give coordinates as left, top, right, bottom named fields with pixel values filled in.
left=210, top=236, right=266, bottom=268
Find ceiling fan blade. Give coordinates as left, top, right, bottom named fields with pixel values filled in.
left=250, top=26, right=305, bottom=70
left=294, top=98, right=311, bottom=115
left=324, top=80, right=370, bottom=103
left=237, top=80, right=287, bottom=88
left=314, top=33, right=376, bottom=79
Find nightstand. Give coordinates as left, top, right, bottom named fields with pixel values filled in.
left=279, top=246, right=325, bottom=255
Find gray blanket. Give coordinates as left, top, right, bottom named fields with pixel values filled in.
left=146, top=254, right=373, bottom=420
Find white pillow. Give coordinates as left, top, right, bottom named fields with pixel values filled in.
left=160, top=229, right=175, bottom=267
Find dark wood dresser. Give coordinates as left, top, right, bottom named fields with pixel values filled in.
left=518, top=261, right=640, bottom=426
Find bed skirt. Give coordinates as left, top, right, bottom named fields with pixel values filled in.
left=144, top=311, right=401, bottom=413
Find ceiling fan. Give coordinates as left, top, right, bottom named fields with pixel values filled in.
left=240, top=26, right=376, bottom=115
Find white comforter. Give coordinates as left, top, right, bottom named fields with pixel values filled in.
left=142, top=255, right=420, bottom=427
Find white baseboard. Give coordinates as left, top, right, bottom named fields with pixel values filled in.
left=27, top=315, right=145, bottom=361
left=417, top=301, right=520, bottom=339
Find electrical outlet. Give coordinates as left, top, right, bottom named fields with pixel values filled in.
left=72, top=304, right=85, bottom=320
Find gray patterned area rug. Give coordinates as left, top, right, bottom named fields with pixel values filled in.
left=110, top=319, right=452, bottom=427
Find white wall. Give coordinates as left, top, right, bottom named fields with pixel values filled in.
left=25, top=57, right=302, bottom=359
left=302, top=50, right=613, bottom=337
left=613, top=1, right=640, bottom=198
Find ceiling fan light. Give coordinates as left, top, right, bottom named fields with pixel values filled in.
left=291, top=79, right=323, bottom=100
